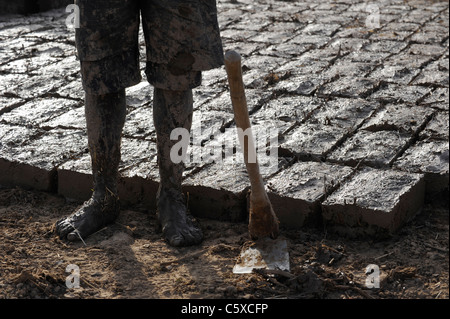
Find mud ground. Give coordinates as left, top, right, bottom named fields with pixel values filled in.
left=0, top=186, right=448, bottom=299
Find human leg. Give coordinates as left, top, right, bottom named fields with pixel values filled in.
left=55, top=90, right=126, bottom=241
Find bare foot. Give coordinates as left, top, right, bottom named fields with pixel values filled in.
left=156, top=187, right=203, bottom=247
left=54, top=193, right=119, bottom=242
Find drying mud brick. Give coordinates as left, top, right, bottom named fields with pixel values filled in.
left=266, top=161, right=354, bottom=228
left=0, top=98, right=80, bottom=127
left=281, top=123, right=349, bottom=160
left=309, top=98, right=378, bottom=131
left=393, top=139, right=449, bottom=200
left=57, top=153, right=92, bottom=202
left=322, top=167, right=426, bottom=237
left=58, top=138, right=159, bottom=206
left=1, top=129, right=86, bottom=191
left=419, top=111, right=449, bottom=141
left=361, top=104, right=434, bottom=134
left=327, top=130, right=411, bottom=167
left=183, top=161, right=250, bottom=222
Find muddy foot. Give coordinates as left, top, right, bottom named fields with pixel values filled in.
left=54, top=194, right=119, bottom=242
left=157, top=187, right=203, bottom=247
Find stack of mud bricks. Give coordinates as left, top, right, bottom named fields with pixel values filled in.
left=1, top=0, right=448, bottom=237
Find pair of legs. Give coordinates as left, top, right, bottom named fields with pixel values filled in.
left=55, top=88, right=202, bottom=247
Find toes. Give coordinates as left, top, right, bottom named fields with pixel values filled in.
left=168, top=234, right=184, bottom=247
left=164, top=224, right=203, bottom=247
left=67, top=231, right=81, bottom=242
left=54, top=219, right=74, bottom=239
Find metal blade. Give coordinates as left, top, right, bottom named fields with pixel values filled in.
left=233, top=238, right=290, bottom=274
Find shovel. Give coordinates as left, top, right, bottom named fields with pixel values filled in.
left=224, top=50, right=289, bottom=273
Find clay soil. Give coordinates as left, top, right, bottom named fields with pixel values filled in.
left=0, top=186, right=448, bottom=300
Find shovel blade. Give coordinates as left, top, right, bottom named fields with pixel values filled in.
left=233, top=238, right=289, bottom=274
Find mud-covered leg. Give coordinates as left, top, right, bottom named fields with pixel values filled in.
left=153, top=88, right=203, bottom=247
left=54, top=90, right=126, bottom=241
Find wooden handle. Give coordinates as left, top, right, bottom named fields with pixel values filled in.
left=225, top=51, right=279, bottom=239
left=224, top=51, right=267, bottom=203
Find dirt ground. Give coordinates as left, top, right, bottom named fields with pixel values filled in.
left=0, top=186, right=448, bottom=299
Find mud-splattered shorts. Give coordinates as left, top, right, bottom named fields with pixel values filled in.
left=74, top=0, right=224, bottom=94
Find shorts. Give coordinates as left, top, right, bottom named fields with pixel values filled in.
left=74, top=0, right=224, bottom=94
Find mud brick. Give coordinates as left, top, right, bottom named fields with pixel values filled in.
left=410, top=30, right=449, bottom=44
left=274, top=50, right=333, bottom=76
left=1, top=49, right=64, bottom=76
left=241, top=55, right=287, bottom=73
left=345, top=51, right=390, bottom=64
left=322, top=61, right=376, bottom=82
left=253, top=95, right=322, bottom=130
left=221, top=28, right=259, bottom=42
left=249, top=30, right=295, bottom=45
left=266, top=161, right=354, bottom=228
left=327, top=38, right=370, bottom=54
left=281, top=123, right=349, bottom=160
left=275, top=58, right=328, bottom=77
left=399, top=8, right=437, bottom=24
left=57, top=153, right=92, bottom=202
left=219, top=42, right=260, bottom=60
left=57, top=79, right=84, bottom=101
left=0, top=37, right=39, bottom=64
left=0, top=98, right=78, bottom=127
left=322, top=167, right=426, bottom=236
left=317, top=77, right=376, bottom=99
left=361, top=104, right=434, bottom=134
left=369, top=83, right=432, bottom=104
left=0, top=73, right=29, bottom=94
left=122, top=105, right=154, bottom=140
left=44, top=105, right=85, bottom=130
left=0, top=22, right=47, bottom=38
left=191, top=108, right=233, bottom=144
left=13, top=73, right=68, bottom=99
left=118, top=138, right=158, bottom=207
left=183, top=162, right=249, bottom=222
left=301, top=23, right=341, bottom=36
left=333, top=27, right=372, bottom=39
left=290, top=34, right=331, bottom=49
left=201, top=67, right=227, bottom=87
left=1, top=129, right=86, bottom=191
left=412, top=58, right=449, bottom=87
left=0, top=96, right=25, bottom=115
left=393, top=139, right=449, bottom=198
left=369, top=31, right=414, bottom=42
left=309, top=98, right=378, bottom=131
left=204, top=88, right=270, bottom=115
left=192, top=86, right=223, bottom=110
left=274, top=74, right=322, bottom=95
left=419, top=111, right=449, bottom=140
left=0, top=124, right=44, bottom=189
left=193, top=122, right=279, bottom=178
left=406, top=44, right=448, bottom=57
left=125, top=81, right=153, bottom=108
left=370, top=22, right=419, bottom=41
left=410, top=23, right=449, bottom=44
left=362, top=40, right=408, bottom=54
left=368, top=64, right=422, bottom=85
left=231, top=12, right=271, bottom=32
left=327, top=130, right=410, bottom=167
left=421, top=88, right=449, bottom=109
left=58, top=138, right=159, bottom=205
left=384, top=52, right=431, bottom=68
left=260, top=42, right=311, bottom=59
